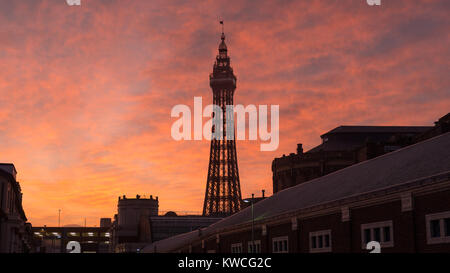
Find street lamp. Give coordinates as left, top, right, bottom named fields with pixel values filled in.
left=243, top=193, right=255, bottom=253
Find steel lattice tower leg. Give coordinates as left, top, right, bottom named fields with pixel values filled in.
left=203, top=30, right=242, bottom=216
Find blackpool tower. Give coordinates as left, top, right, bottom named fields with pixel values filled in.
left=202, top=24, right=242, bottom=216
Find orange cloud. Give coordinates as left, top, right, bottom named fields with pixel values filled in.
left=0, top=0, right=448, bottom=226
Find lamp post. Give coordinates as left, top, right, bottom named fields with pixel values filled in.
left=243, top=193, right=255, bottom=253
left=251, top=193, right=254, bottom=252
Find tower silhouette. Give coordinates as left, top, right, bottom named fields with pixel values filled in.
left=202, top=26, right=242, bottom=216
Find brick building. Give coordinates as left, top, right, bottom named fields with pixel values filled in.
left=142, top=132, right=450, bottom=253
left=272, top=114, right=450, bottom=194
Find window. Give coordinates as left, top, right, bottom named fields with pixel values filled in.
left=272, top=236, right=288, bottom=253
left=426, top=211, right=450, bottom=244
left=8, top=185, right=14, bottom=214
left=324, top=234, right=330, bottom=247
left=364, top=228, right=371, bottom=244
left=445, top=218, right=450, bottom=237
left=361, top=221, right=394, bottom=249
left=309, top=230, right=331, bottom=253
left=383, top=226, right=391, bottom=242
left=431, top=220, right=440, bottom=238
left=5, top=184, right=11, bottom=211
left=248, top=240, right=261, bottom=253
left=374, top=228, right=381, bottom=242
left=231, top=243, right=242, bottom=253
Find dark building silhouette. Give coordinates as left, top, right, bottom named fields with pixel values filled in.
left=203, top=27, right=242, bottom=216
left=0, top=163, right=34, bottom=253
left=110, top=195, right=222, bottom=252
left=414, top=113, right=450, bottom=142
left=272, top=125, right=433, bottom=193
left=110, top=194, right=157, bottom=252
left=149, top=213, right=222, bottom=243
left=272, top=113, right=450, bottom=194
left=100, top=218, right=112, bottom=228
left=142, top=132, right=450, bottom=253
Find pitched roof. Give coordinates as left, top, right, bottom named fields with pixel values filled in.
left=143, top=132, right=450, bottom=253
left=305, top=126, right=433, bottom=153
left=321, top=126, right=432, bottom=137
left=307, top=139, right=367, bottom=153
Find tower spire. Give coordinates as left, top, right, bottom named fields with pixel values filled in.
left=203, top=25, right=241, bottom=217
left=217, top=21, right=228, bottom=60
left=219, top=21, right=226, bottom=53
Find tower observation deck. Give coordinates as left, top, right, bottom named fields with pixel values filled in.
left=202, top=24, right=242, bottom=216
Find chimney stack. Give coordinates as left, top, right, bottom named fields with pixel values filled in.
left=262, top=189, right=265, bottom=198
left=297, top=143, right=303, bottom=155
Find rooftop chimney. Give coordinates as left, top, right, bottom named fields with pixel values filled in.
left=262, top=189, right=265, bottom=198
left=297, top=143, right=303, bottom=155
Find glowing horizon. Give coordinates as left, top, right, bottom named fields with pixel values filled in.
left=0, top=0, right=448, bottom=226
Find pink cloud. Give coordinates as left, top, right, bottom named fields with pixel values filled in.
left=0, top=0, right=448, bottom=226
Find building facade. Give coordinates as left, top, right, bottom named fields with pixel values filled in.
left=110, top=195, right=222, bottom=252
left=111, top=194, right=158, bottom=248
left=143, top=132, right=450, bottom=253
left=150, top=213, right=223, bottom=243
left=0, top=163, right=33, bottom=253
left=272, top=124, right=442, bottom=193
left=32, top=225, right=111, bottom=253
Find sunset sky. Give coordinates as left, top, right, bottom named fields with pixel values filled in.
left=0, top=0, right=449, bottom=226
